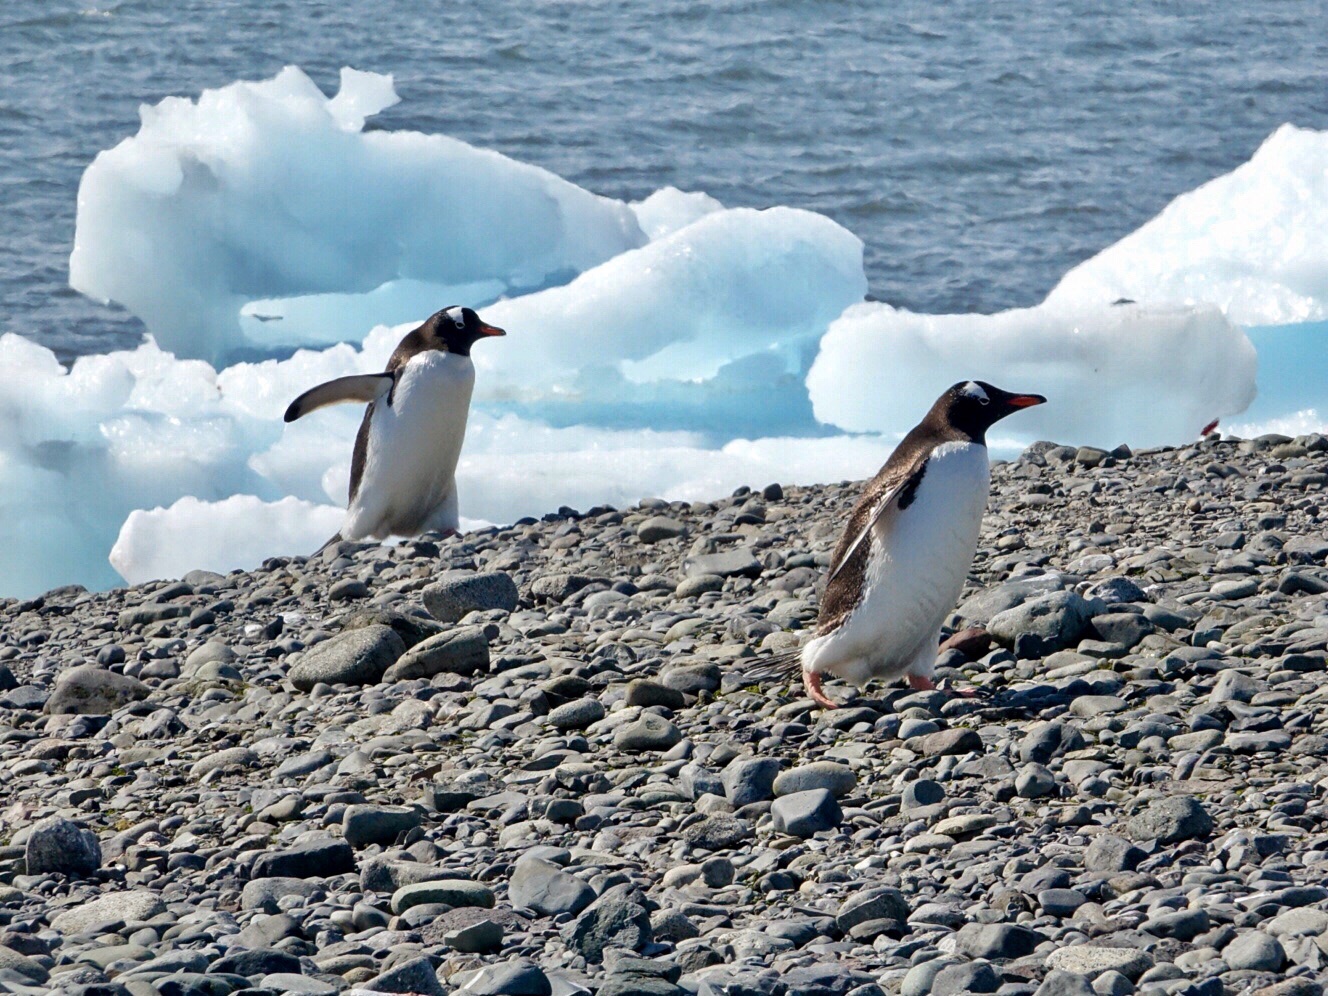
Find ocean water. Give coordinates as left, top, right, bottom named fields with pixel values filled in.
left=3, top=0, right=1327, bottom=363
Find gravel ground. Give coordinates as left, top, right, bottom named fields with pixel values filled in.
left=1, top=431, right=1327, bottom=996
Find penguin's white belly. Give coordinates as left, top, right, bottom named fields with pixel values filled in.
left=345, top=352, right=474, bottom=539
left=807, top=440, right=990, bottom=683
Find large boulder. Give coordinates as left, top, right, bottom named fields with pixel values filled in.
left=287, top=625, right=404, bottom=690
left=44, top=665, right=148, bottom=715
left=25, top=817, right=101, bottom=876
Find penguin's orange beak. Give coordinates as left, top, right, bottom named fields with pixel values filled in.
left=1007, top=394, right=1046, bottom=408
left=478, top=322, right=506, bottom=337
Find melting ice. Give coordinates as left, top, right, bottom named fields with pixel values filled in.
left=0, top=67, right=1319, bottom=595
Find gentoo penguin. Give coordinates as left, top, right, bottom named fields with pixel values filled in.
left=764, top=381, right=1045, bottom=708
left=283, top=306, right=504, bottom=546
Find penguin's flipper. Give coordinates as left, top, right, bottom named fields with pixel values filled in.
left=825, top=456, right=929, bottom=585
left=284, top=374, right=394, bottom=422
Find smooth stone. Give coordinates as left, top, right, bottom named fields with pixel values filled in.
left=382, top=626, right=490, bottom=680
left=912, top=729, right=983, bottom=756
left=443, top=918, right=504, bottom=953
left=682, top=549, right=762, bottom=579
left=422, top=570, right=519, bottom=622
left=250, top=837, right=355, bottom=879
left=770, top=788, right=843, bottom=837
left=343, top=804, right=422, bottom=848
left=548, top=697, right=606, bottom=731
left=773, top=760, right=857, bottom=798
left=988, top=591, right=1095, bottom=653
left=837, top=887, right=909, bottom=931
left=637, top=516, right=687, bottom=544
left=721, top=757, right=781, bottom=807
left=1034, top=971, right=1097, bottom=996
left=624, top=679, right=685, bottom=710
left=25, top=816, right=101, bottom=876
left=1046, top=947, right=1154, bottom=980
left=1223, top=931, right=1286, bottom=972
left=391, top=879, right=495, bottom=914
left=614, top=713, right=681, bottom=752
left=44, top=665, right=149, bottom=715
left=189, top=746, right=258, bottom=779
left=1126, top=796, right=1213, bottom=844
left=1016, top=762, right=1057, bottom=798
left=361, top=955, right=447, bottom=996
left=955, top=922, right=1045, bottom=959
left=288, top=625, right=405, bottom=690
left=509, top=857, right=596, bottom=918
left=461, top=959, right=551, bottom=996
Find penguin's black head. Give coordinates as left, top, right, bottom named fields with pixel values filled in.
left=938, top=380, right=1046, bottom=440
left=423, top=306, right=506, bottom=356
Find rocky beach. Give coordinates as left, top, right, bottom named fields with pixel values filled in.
left=1, top=430, right=1327, bottom=996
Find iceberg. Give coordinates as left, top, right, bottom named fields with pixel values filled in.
left=70, top=67, right=646, bottom=363
left=807, top=301, right=1258, bottom=448
left=110, top=495, right=344, bottom=586
left=1048, top=125, right=1328, bottom=327
left=107, top=424, right=900, bottom=587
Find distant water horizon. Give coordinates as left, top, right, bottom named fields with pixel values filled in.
left=3, top=0, right=1327, bottom=362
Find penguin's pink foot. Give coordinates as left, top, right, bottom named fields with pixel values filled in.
left=804, top=671, right=838, bottom=709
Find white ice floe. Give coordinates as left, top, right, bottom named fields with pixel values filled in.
left=807, top=301, right=1258, bottom=448
left=110, top=495, right=345, bottom=586
left=1048, top=125, right=1328, bottom=326
left=107, top=424, right=902, bottom=586
left=70, top=67, right=645, bottom=362
left=475, top=205, right=866, bottom=403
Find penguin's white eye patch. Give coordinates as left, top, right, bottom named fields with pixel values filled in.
left=960, top=381, right=989, bottom=404
left=444, top=306, right=465, bottom=329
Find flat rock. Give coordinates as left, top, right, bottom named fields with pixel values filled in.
left=250, top=837, right=355, bottom=879
left=772, top=760, right=857, bottom=797
left=1045, top=946, right=1153, bottom=980
left=381, top=625, right=489, bottom=680
left=50, top=891, right=166, bottom=934
left=422, top=570, right=519, bottom=622
left=912, top=728, right=983, bottom=756
left=682, top=549, right=762, bottom=579
left=509, top=857, right=596, bottom=918
left=391, top=878, right=495, bottom=914
left=637, top=516, right=687, bottom=543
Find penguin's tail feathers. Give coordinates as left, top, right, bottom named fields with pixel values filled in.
left=314, top=532, right=344, bottom=556
left=739, top=648, right=804, bottom=687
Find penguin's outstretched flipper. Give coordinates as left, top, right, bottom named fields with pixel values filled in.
left=284, top=374, right=394, bottom=422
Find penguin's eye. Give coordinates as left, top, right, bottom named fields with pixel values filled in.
left=978, top=396, right=990, bottom=406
